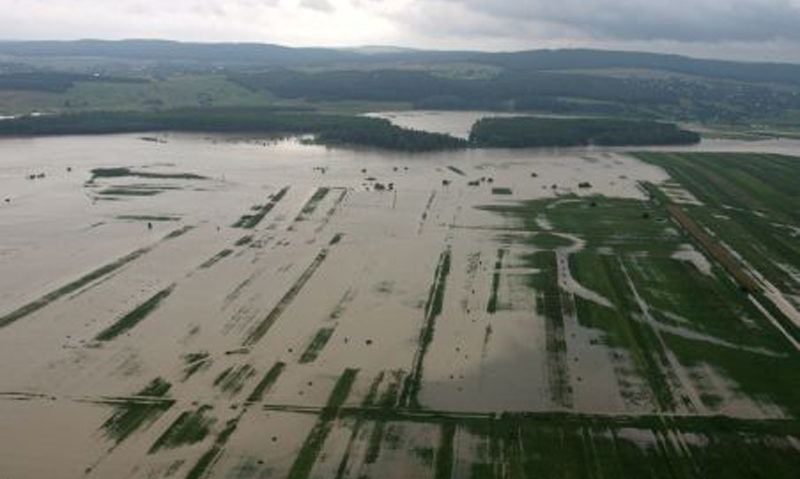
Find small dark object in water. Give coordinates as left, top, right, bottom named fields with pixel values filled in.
left=67, top=167, right=72, bottom=172
left=531, top=172, right=538, bottom=177
left=288, top=348, right=293, bottom=353
left=4, top=198, right=9, bottom=203
left=467, top=180, right=480, bottom=186
left=365, top=339, right=373, bottom=345
left=374, top=183, right=386, bottom=191
left=442, top=179, right=450, bottom=186
left=361, top=168, right=367, bottom=173
left=578, top=181, right=592, bottom=188
left=147, top=222, right=153, bottom=230
left=551, top=184, right=557, bottom=189
left=487, top=178, right=494, bottom=183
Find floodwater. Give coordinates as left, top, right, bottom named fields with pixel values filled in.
left=1, top=116, right=799, bottom=478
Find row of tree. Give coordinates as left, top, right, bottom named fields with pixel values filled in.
left=0, top=108, right=466, bottom=152
left=469, top=117, right=700, bottom=147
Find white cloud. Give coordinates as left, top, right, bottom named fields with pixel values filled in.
left=300, top=0, right=335, bottom=12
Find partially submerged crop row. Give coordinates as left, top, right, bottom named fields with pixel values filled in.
left=232, top=186, right=290, bottom=229
left=401, top=247, right=452, bottom=409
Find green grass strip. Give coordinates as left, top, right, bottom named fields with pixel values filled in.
left=96, top=284, right=175, bottom=341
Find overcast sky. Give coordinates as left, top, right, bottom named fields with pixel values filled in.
left=2, top=0, right=800, bottom=62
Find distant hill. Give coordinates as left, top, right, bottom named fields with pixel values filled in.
left=1, top=40, right=799, bottom=129
left=0, top=39, right=361, bottom=66
left=0, top=40, right=799, bottom=85
left=469, top=49, right=800, bottom=85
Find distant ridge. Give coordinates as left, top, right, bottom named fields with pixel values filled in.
left=0, top=39, right=799, bottom=84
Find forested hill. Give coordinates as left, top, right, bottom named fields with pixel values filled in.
left=1, top=40, right=799, bottom=86
left=1, top=40, right=799, bottom=130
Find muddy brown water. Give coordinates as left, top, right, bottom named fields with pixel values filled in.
left=1, top=119, right=799, bottom=477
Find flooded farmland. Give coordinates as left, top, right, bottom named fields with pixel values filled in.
left=1, top=117, right=799, bottom=478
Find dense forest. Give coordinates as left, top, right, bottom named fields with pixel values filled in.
left=469, top=117, right=700, bottom=147
left=0, top=108, right=466, bottom=152
left=0, top=108, right=700, bottom=150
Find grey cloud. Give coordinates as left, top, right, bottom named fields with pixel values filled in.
left=432, top=0, right=800, bottom=42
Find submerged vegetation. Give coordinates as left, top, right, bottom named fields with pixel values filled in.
left=95, top=284, right=175, bottom=341
left=89, top=167, right=206, bottom=181
left=148, top=405, right=215, bottom=454
left=232, top=186, right=289, bottom=229
left=401, top=248, right=452, bottom=409
left=100, top=377, right=174, bottom=446
left=287, top=368, right=359, bottom=479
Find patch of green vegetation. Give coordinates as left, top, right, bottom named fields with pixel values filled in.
left=665, top=332, right=800, bottom=417
left=362, top=371, right=404, bottom=465
left=246, top=362, right=285, bottom=402
left=636, top=152, right=800, bottom=312
left=527, top=251, right=573, bottom=407
left=287, top=368, right=359, bottom=479
left=97, top=186, right=166, bottom=196
left=329, top=232, right=344, bottom=245
left=401, top=248, right=451, bottom=409
left=90, top=167, right=206, bottom=181
left=213, top=364, right=256, bottom=397
left=435, top=422, right=456, bottom=479
left=185, top=418, right=240, bottom=479
left=165, top=225, right=194, bottom=239
left=299, top=327, right=335, bottom=364
left=95, top=284, right=175, bottom=341
left=294, top=187, right=330, bottom=222
left=149, top=405, right=215, bottom=454
left=0, top=245, right=152, bottom=329
left=413, top=446, right=435, bottom=467
left=232, top=186, right=289, bottom=229
left=181, top=352, right=211, bottom=382
left=199, top=249, right=233, bottom=269
left=243, top=247, right=330, bottom=346
left=530, top=233, right=574, bottom=249
left=491, top=187, right=512, bottom=195
left=481, top=189, right=800, bottom=415
left=364, top=421, right=387, bottom=464
left=116, top=214, right=179, bottom=222
left=447, top=165, right=466, bottom=176
left=100, top=377, right=174, bottom=446
left=486, top=248, right=505, bottom=314
left=234, top=235, right=253, bottom=246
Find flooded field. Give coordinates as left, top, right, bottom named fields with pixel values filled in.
left=1, top=120, right=799, bottom=478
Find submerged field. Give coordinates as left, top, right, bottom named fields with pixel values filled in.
left=0, top=125, right=798, bottom=478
